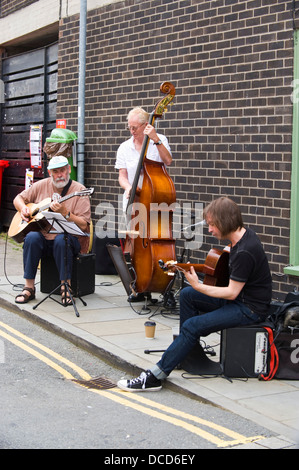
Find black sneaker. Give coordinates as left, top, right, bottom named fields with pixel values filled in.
left=117, top=370, right=162, bottom=392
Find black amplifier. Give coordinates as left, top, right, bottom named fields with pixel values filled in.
left=40, top=253, right=95, bottom=297
left=221, top=326, right=269, bottom=378
left=71, top=253, right=95, bottom=297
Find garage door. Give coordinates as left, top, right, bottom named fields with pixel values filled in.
left=0, top=42, right=57, bottom=228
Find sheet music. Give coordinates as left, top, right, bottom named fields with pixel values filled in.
left=41, top=211, right=86, bottom=236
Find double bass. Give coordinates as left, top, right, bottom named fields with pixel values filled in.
left=123, top=82, right=176, bottom=295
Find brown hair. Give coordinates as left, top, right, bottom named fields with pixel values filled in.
left=203, top=197, right=244, bottom=237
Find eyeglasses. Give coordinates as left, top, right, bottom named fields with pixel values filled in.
left=127, top=123, right=145, bottom=132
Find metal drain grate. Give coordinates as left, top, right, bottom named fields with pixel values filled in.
left=72, top=376, right=116, bottom=390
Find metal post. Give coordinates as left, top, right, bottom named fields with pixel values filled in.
left=77, top=0, right=87, bottom=185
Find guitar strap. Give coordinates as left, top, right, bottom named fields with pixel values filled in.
left=60, top=179, right=72, bottom=198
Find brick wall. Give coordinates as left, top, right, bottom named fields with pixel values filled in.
left=56, top=0, right=297, bottom=300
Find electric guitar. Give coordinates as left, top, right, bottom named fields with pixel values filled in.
left=159, top=247, right=230, bottom=286
left=8, top=188, right=94, bottom=243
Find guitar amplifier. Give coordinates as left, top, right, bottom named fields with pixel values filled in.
left=40, top=253, right=95, bottom=297
left=93, top=235, right=120, bottom=275
left=220, top=326, right=269, bottom=378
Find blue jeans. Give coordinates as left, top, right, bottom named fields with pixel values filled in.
left=151, top=286, right=264, bottom=380
left=23, top=232, right=81, bottom=281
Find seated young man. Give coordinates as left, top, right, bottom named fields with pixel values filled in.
left=117, top=196, right=272, bottom=392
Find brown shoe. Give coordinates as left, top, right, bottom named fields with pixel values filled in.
left=15, top=287, right=36, bottom=304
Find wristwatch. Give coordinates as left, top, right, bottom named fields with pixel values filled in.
left=65, top=211, right=71, bottom=220
left=154, top=139, right=162, bottom=145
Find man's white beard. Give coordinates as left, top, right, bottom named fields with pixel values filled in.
left=52, top=174, right=70, bottom=189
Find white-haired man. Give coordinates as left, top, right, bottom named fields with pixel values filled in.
left=115, top=107, right=173, bottom=302
left=115, top=106, right=172, bottom=212
left=13, top=155, right=91, bottom=305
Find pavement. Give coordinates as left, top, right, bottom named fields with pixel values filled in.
left=0, top=234, right=299, bottom=449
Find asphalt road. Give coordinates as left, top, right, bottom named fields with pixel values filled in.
left=0, top=304, right=275, bottom=451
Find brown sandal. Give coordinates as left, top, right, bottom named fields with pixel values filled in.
left=61, top=286, right=74, bottom=306
left=15, top=287, right=36, bottom=304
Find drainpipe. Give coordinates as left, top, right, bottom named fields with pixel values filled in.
left=284, top=28, right=299, bottom=276
left=77, top=0, right=87, bottom=185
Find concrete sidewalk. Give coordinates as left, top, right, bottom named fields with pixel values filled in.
left=0, top=234, right=298, bottom=449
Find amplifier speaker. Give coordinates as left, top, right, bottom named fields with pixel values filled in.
left=93, top=236, right=120, bottom=275
left=220, top=326, right=269, bottom=378
left=40, top=253, right=95, bottom=297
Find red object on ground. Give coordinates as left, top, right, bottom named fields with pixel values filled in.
left=0, top=160, right=9, bottom=208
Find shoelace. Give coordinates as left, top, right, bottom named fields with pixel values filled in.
left=129, top=371, right=147, bottom=388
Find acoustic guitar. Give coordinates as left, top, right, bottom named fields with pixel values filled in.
left=159, top=247, right=230, bottom=287
left=8, top=188, right=94, bottom=243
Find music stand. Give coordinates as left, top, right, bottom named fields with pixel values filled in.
left=33, top=212, right=88, bottom=317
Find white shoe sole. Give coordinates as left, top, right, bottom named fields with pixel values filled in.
left=117, top=380, right=162, bottom=392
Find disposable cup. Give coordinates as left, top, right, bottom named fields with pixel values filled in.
left=144, top=321, right=156, bottom=339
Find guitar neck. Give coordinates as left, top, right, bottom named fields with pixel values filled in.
left=176, top=263, right=205, bottom=273
left=31, top=192, right=76, bottom=216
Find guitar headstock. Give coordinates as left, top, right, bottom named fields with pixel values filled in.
left=158, top=259, right=177, bottom=271
left=76, top=188, right=94, bottom=197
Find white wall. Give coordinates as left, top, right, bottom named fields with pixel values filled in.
left=0, top=0, right=119, bottom=46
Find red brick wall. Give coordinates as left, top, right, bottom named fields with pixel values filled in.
left=56, top=0, right=296, bottom=300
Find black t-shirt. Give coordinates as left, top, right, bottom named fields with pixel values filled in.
left=229, top=227, right=272, bottom=315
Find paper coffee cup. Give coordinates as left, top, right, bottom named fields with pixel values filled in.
left=144, top=321, right=156, bottom=339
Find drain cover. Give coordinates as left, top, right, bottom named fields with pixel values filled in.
left=72, top=376, right=116, bottom=390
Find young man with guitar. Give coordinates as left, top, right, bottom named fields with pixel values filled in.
left=117, top=197, right=272, bottom=392
left=12, top=156, right=91, bottom=305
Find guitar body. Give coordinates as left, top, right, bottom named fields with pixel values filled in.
left=8, top=188, right=94, bottom=244
left=200, top=248, right=229, bottom=287
left=8, top=199, right=52, bottom=243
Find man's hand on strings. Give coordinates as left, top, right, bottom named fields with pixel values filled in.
left=50, top=200, right=67, bottom=217
left=124, top=186, right=132, bottom=199
left=20, top=205, right=31, bottom=222
left=184, top=266, right=200, bottom=289
left=144, top=123, right=158, bottom=142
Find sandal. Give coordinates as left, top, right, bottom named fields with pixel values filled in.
left=15, top=287, right=36, bottom=304
left=61, top=286, right=75, bottom=306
